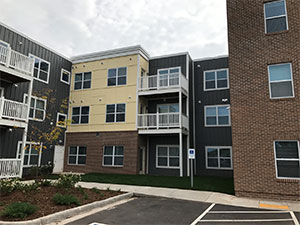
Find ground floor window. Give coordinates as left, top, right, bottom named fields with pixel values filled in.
left=274, top=141, right=300, bottom=179
left=103, top=146, right=124, bottom=166
left=68, top=146, right=87, bottom=165
left=156, top=145, right=180, bottom=169
left=17, top=142, right=42, bottom=167
left=206, top=146, right=232, bottom=169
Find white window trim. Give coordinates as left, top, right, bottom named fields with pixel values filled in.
left=156, top=103, right=179, bottom=113
left=264, top=0, right=289, bottom=34
left=102, top=146, right=124, bottom=167
left=71, top=106, right=89, bottom=125
left=56, top=112, right=67, bottom=128
left=156, top=145, right=180, bottom=169
left=203, top=68, right=229, bottom=91
left=60, top=69, right=71, bottom=85
left=204, top=104, right=231, bottom=127
left=29, top=54, right=50, bottom=84
left=107, top=67, right=127, bottom=87
left=268, top=62, right=294, bottom=99
left=24, top=94, right=47, bottom=122
left=67, top=146, right=87, bottom=166
left=273, top=140, right=300, bottom=180
left=205, top=146, right=233, bottom=170
left=74, top=72, right=92, bottom=90
left=105, top=103, right=126, bottom=123
left=17, top=141, right=42, bottom=168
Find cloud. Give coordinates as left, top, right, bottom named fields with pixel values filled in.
left=0, top=0, right=227, bottom=59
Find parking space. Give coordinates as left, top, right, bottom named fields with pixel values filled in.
left=66, top=196, right=300, bottom=225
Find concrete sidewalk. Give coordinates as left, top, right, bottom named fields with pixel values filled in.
left=78, top=182, right=300, bottom=212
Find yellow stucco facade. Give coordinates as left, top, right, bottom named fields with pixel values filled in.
left=67, top=53, right=148, bottom=132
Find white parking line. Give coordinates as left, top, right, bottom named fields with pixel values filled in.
left=208, top=210, right=289, bottom=214
left=199, top=219, right=293, bottom=223
left=190, top=203, right=215, bottom=225
left=290, top=211, right=300, bottom=225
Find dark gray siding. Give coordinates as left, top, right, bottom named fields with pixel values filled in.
left=193, top=57, right=233, bottom=177
left=0, top=24, right=72, bottom=166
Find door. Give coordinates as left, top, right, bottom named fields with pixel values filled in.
left=139, top=147, right=146, bottom=174
left=0, top=87, right=4, bottom=97
left=53, top=145, right=65, bottom=174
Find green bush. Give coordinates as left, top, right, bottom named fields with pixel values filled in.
left=17, top=182, right=40, bottom=192
left=0, top=178, right=21, bottom=195
left=78, top=185, right=89, bottom=200
left=39, top=179, right=52, bottom=187
left=1, top=202, right=37, bottom=219
left=52, top=193, right=80, bottom=206
left=56, top=174, right=81, bottom=188
left=30, top=164, right=54, bottom=177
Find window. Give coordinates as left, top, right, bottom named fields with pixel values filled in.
left=106, top=104, right=126, bottom=123
left=74, top=72, right=91, bottom=90
left=68, top=146, right=87, bottom=165
left=204, top=69, right=229, bottom=91
left=157, top=104, right=179, bottom=113
left=158, top=67, right=180, bottom=87
left=103, top=146, right=124, bottom=166
left=30, top=55, right=50, bottom=83
left=57, top=112, right=67, bottom=127
left=206, top=146, right=232, bottom=169
left=274, top=141, right=300, bottom=179
left=107, top=67, right=127, bottom=86
left=17, top=142, right=42, bottom=167
left=156, top=145, right=180, bottom=169
left=61, top=69, right=71, bottom=84
left=71, top=106, right=89, bottom=124
left=24, top=95, right=47, bottom=121
left=264, top=0, right=288, bottom=33
left=205, top=105, right=230, bottom=126
left=268, top=63, right=294, bottom=99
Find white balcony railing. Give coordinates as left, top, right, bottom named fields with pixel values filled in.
left=0, top=44, right=34, bottom=76
left=0, top=97, right=29, bottom=122
left=137, top=113, right=188, bottom=130
left=0, top=159, right=22, bottom=178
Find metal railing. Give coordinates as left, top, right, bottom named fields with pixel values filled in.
left=0, top=97, right=29, bottom=122
left=0, top=159, right=22, bottom=178
left=137, top=113, right=180, bottom=129
left=0, top=44, right=34, bottom=76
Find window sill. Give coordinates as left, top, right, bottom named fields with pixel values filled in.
left=102, top=165, right=124, bottom=168
left=276, top=178, right=300, bottom=183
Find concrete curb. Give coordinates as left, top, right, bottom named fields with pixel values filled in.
left=0, top=192, right=133, bottom=225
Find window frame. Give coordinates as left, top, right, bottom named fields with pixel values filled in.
left=24, top=94, right=47, bottom=122
left=264, top=0, right=288, bottom=34
left=205, top=146, right=233, bottom=170
left=268, top=62, right=294, bottom=99
left=74, top=72, right=92, bottom=90
left=157, top=103, right=179, bottom=113
left=204, top=104, right=231, bottom=127
left=105, top=103, right=126, bottom=123
left=71, top=106, right=90, bottom=125
left=29, top=54, right=51, bottom=84
left=102, top=146, right=124, bottom=167
left=16, top=141, right=42, bottom=168
left=68, top=146, right=87, bottom=166
left=273, top=140, right=300, bottom=180
left=56, top=112, right=67, bottom=128
left=60, top=69, right=71, bottom=85
left=156, top=145, right=180, bottom=169
left=107, top=67, right=127, bottom=87
left=203, top=68, right=229, bottom=91
left=157, top=67, right=181, bottom=87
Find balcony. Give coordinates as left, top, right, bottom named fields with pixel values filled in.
left=138, top=68, right=188, bottom=94
left=0, top=97, right=29, bottom=128
left=0, top=43, right=34, bottom=82
left=0, top=159, right=22, bottom=178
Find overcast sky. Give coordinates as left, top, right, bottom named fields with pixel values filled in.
left=0, top=0, right=228, bottom=59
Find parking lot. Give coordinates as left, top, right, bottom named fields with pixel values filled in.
left=66, top=197, right=300, bottom=225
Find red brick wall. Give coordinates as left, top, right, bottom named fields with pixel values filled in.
left=227, top=0, right=300, bottom=200
left=64, top=131, right=139, bottom=174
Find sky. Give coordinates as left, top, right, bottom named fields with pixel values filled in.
left=0, top=0, right=228, bottom=59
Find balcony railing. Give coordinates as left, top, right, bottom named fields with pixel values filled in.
left=137, top=113, right=188, bottom=130
left=138, top=72, right=188, bottom=92
left=0, top=44, right=34, bottom=76
left=0, top=97, right=29, bottom=122
left=0, top=159, right=22, bottom=178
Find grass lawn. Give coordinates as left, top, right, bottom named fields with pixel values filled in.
left=77, top=173, right=234, bottom=195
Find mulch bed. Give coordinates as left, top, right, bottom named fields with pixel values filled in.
left=0, top=186, right=123, bottom=221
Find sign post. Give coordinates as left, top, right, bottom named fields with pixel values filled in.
left=188, top=148, right=195, bottom=188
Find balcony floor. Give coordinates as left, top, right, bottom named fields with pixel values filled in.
left=0, top=118, right=27, bottom=128
left=0, top=65, right=33, bottom=83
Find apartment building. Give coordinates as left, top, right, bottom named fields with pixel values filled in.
left=0, top=23, right=72, bottom=178
left=227, top=0, right=300, bottom=200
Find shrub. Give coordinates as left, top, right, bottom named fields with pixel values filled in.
left=52, top=193, right=80, bottom=206
left=91, top=187, right=104, bottom=197
left=0, top=178, right=21, bottom=195
left=56, top=174, right=81, bottom=188
left=39, top=179, right=52, bottom=187
left=1, top=202, right=37, bottom=219
left=78, top=185, right=89, bottom=200
left=30, top=163, right=54, bottom=177
left=16, top=182, right=40, bottom=192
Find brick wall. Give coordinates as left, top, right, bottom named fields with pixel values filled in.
left=64, top=131, right=139, bottom=174
left=227, top=0, right=300, bottom=200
